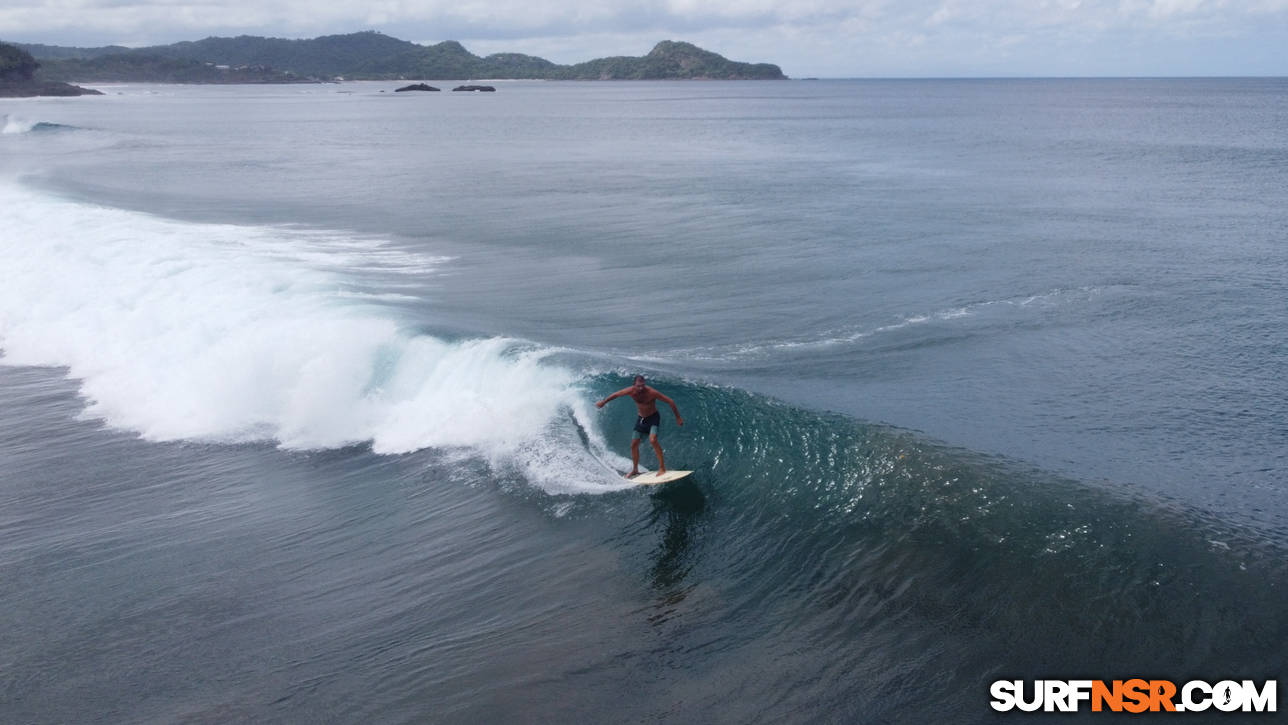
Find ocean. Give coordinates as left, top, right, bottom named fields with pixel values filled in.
left=1, top=78, right=1285, bottom=722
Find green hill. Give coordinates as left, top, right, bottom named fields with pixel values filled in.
left=159, top=32, right=421, bottom=78
left=1, top=41, right=40, bottom=81
left=12, top=32, right=786, bottom=82
left=9, top=42, right=129, bottom=60
left=356, top=40, right=486, bottom=79
left=355, top=41, right=566, bottom=80
left=33, top=53, right=304, bottom=83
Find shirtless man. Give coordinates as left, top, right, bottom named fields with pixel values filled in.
left=596, top=375, right=683, bottom=478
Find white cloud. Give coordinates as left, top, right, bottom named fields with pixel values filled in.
left=1146, top=0, right=1211, bottom=19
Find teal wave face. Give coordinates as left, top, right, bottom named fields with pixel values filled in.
left=588, top=373, right=1287, bottom=717
left=1, top=116, right=80, bottom=134
left=30, top=121, right=78, bottom=132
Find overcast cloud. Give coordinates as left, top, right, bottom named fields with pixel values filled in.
left=2, top=0, right=1286, bottom=76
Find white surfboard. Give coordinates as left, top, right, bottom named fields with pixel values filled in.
left=629, top=470, right=693, bottom=486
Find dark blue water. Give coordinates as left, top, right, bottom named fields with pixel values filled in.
left=1, top=79, right=1285, bottom=722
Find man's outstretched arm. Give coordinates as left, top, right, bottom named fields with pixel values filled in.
left=596, top=388, right=633, bottom=408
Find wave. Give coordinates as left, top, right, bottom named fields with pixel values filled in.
left=0, top=180, right=636, bottom=494
left=1, top=115, right=80, bottom=134
left=626, top=287, right=1108, bottom=364
left=583, top=375, right=1288, bottom=693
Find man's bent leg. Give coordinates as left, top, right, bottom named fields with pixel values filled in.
left=650, top=433, right=665, bottom=474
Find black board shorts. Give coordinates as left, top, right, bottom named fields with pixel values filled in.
left=633, top=412, right=661, bottom=438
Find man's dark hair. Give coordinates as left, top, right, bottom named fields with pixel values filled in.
left=634, top=375, right=646, bottom=384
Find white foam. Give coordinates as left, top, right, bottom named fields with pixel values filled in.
left=0, top=180, right=627, bottom=494
left=2, top=115, right=39, bottom=134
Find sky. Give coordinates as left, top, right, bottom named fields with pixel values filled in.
left=2, top=0, right=1287, bottom=77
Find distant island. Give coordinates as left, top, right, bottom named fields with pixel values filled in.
left=0, top=42, right=102, bottom=96
left=6, top=32, right=787, bottom=85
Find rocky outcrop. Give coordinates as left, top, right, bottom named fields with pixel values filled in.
left=558, top=41, right=786, bottom=80
left=0, top=42, right=101, bottom=96
left=0, top=80, right=103, bottom=97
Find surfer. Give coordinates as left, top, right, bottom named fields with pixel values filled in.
left=596, top=375, right=683, bottom=478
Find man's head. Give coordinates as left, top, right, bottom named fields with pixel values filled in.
left=632, top=375, right=646, bottom=392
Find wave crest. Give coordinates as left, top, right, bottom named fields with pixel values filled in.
left=0, top=180, right=636, bottom=492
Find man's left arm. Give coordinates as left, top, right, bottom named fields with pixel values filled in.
left=654, top=392, right=683, bottom=426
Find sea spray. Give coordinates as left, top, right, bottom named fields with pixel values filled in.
left=0, top=180, right=631, bottom=491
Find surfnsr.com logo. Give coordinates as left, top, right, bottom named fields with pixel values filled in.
left=990, top=679, right=1277, bottom=713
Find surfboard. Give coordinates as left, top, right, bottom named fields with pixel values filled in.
left=629, top=470, right=693, bottom=486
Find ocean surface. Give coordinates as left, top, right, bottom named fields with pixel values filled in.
left=1, top=79, right=1285, bottom=722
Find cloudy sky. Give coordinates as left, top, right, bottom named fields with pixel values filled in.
left=2, top=0, right=1286, bottom=77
